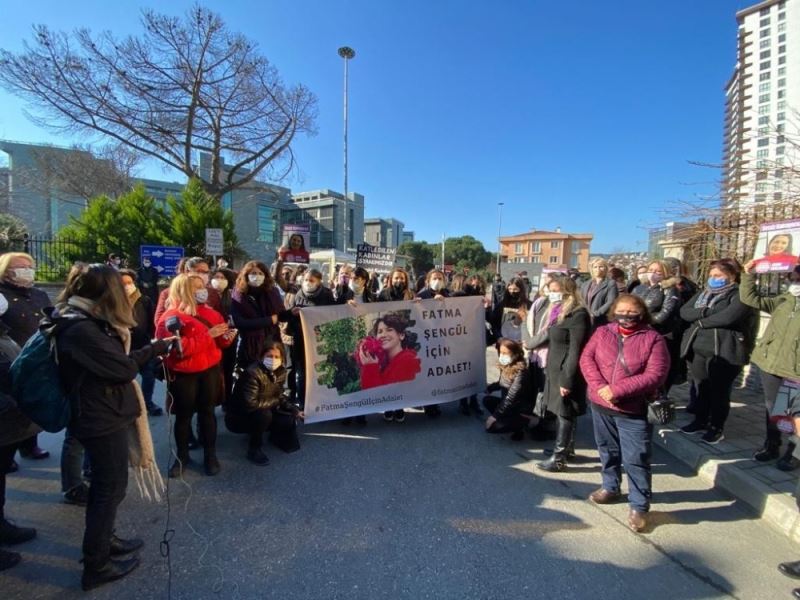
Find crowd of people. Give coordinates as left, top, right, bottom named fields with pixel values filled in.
left=1, top=250, right=799, bottom=592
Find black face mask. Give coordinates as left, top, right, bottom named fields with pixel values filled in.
left=507, top=291, right=520, bottom=299
left=392, top=282, right=406, bottom=292
left=614, top=314, right=642, bottom=328
left=463, top=284, right=474, bottom=295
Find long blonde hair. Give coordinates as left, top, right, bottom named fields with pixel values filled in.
left=167, top=274, right=203, bottom=316
left=547, top=276, right=584, bottom=323
left=0, top=252, right=35, bottom=280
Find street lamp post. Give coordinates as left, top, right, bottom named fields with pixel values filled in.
left=496, top=202, right=504, bottom=274
left=338, top=46, right=355, bottom=252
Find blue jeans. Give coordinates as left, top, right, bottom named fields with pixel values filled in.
left=61, top=429, right=91, bottom=492
left=591, top=409, right=653, bottom=512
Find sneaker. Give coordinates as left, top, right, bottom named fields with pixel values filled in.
left=383, top=411, right=394, bottom=422
left=701, top=427, right=725, bottom=445
left=753, top=442, right=781, bottom=462
left=246, top=447, right=269, bottom=466
left=0, top=549, right=21, bottom=571
left=394, top=410, right=406, bottom=423
left=680, top=421, right=706, bottom=435
left=63, top=483, right=90, bottom=507
left=777, top=446, right=799, bottom=472
left=0, top=519, right=37, bottom=545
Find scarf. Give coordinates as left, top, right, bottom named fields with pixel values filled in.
left=67, top=296, right=164, bottom=502
left=694, top=283, right=737, bottom=309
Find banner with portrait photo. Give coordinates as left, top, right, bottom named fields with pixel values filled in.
left=279, top=224, right=311, bottom=264
left=299, top=296, right=487, bottom=423
left=751, top=219, right=800, bottom=274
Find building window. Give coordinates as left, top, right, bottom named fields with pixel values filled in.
left=760, top=50, right=771, bottom=59
left=776, top=146, right=785, bottom=156
left=755, top=183, right=767, bottom=192
left=755, top=194, right=767, bottom=203
left=760, top=39, right=770, bottom=49
left=569, top=256, right=579, bottom=268
left=760, top=61, right=771, bottom=70
left=758, top=138, right=770, bottom=147
left=531, top=256, right=541, bottom=264
left=760, top=6, right=770, bottom=16
left=758, top=116, right=769, bottom=125
left=530, top=241, right=541, bottom=253
left=779, top=11, right=786, bottom=21
left=758, top=126, right=769, bottom=136
left=757, top=159, right=768, bottom=168
left=759, top=82, right=771, bottom=93
left=756, top=170, right=768, bottom=181
left=776, top=157, right=784, bottom=166
left=760, top=17, right=770, bottom=27
left=777, top=135, right=785, bottom=144
left=778, top=112, right=785, bottom=121
left=777, top=124, right=784, bottom=133
left=571, top=241, right=580, bottom=253
left=549, top=256, right=559, bottom=264
left=778, top=22, right=786, bottom=32
left=778, top=90, right=786, bottom=99
left=759, top=94, right=770, bottom=103
left=778, top=34, right=786, bottom=43
left=779, top=45, right=786, bottom=54
left=778, top=66, right=786, bottom=77
left=778, top=78, right=786, bottom=88
left=550, top=241, right=560, bottom=249
left=761, top=28, right=770, bottom=39
left=779, top=56, right=786, bottom=65
left=778, top=100, right=786, bottom=110
left=256, top=205, right=280, bottom=243
left=760, top=72, right=771, bottom=81
left=759, top=105, right=770, bottom=115
left=514, top=243, right=523, bottom=254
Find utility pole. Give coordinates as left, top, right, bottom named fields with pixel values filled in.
left=338, top=46, right=355, bottom=252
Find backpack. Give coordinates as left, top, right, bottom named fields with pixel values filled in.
left=10, top=319, right=84, bottom=433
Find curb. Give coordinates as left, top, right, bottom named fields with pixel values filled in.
left=654, top=426, right=800, bottom=543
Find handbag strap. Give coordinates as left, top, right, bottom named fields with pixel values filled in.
left=616, top=334, right=632, bottom=377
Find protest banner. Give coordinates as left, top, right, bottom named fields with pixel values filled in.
left=299, top=296, right=486, bottom=423
left=751, top=219, right=800, bottom=274
left=356, top=243, right=397, bottom=274
left=279, top=224, right=311, bottom=263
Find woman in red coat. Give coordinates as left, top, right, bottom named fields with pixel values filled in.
left=156, top=275, right=237, bottom=477
left=359, top=312, right=421, bottom=390
left=579, top=293, right=669, bottom=534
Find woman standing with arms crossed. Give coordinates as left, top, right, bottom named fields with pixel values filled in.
left=580, top=294, right=670, bottom=533
left=157, top=275, right=236, bottom=477
left=536, top=277, right=590, bottom=472
left=51, top=264, right=172, bottom=590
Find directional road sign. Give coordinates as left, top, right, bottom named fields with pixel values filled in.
left=140, top=245, right=184, bottom=277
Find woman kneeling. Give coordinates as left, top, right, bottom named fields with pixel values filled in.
left=483, top=339, right=535, bottom=440
left=226, top=342, right=302, bottom=465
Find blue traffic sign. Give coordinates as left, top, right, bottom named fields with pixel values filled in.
left=140, top=245, right=184, bottom=277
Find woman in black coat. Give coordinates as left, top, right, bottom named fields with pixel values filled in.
left=537, top=277, right=590, bottom=472
left=225, top=342, right=301, bottom=464
left=49, top=264, right=171, bottom=591
left=483, top=338, right=534, bottom=439
left=490, top=277, right=531, bottom=344
left=679, top=259, right=757, bottom=445
left=580, top=258, right=618, bottom=328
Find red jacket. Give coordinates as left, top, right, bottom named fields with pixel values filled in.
left=360, top=349, right=421, bottom=390
left=153, top=286, right=222, bottom=329
left=156, top=305, right=231, bottom=374
left=579, top=323, right=670, bottom=415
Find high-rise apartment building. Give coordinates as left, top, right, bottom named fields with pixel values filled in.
left=723, top=0, right=798, bottom=211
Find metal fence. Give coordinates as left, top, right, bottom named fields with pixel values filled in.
left=1, top=235, right=101, bottom=281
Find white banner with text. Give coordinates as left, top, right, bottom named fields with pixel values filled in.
left=299, top=296, right=486, bottom=423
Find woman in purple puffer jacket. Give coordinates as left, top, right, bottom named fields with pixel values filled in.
left=579, top=294, right=670, bottom=534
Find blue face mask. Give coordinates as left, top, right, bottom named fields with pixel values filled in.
left=707, top=277, right=728, bottom=290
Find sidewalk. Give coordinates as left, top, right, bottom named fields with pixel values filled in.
left=656, top=380, right=800, bottom=543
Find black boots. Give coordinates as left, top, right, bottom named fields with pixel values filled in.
left=82, top=557, right=140, bottom=591
left=204, top=448, right=220, bottom=476
left=0, top=519, right=36, bottom=572
left=537, top=418, right=575, bottom=473
left=246, top=446, right=269, bottom=466
left=753, top=439, right=781, bottom=462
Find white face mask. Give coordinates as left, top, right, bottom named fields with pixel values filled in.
left=788, top=283, right=800, bottom=297
left=248, top=274, right=265, bottom=287
left=0, top=293, right=7, bottom=317
left=142, top=260, right=152, bottom=268
left=218, top=261, right=228, bottom=269
left=124, top=283, right=137, bottom=296
left=302, top=281, right=319, bottom=295
left=195, top=289, right=209, bottom=304
left=211, top=278, right=229, bottom=291
left=637, top=272, right=649, bottom=284
left=11, top=267, right=35, bottom=287
left=349, top=279, right=364, bottom=294
left=547, top=292, right=563, bottom=304
left=498, top=355, right=512, bottom=366
left=429, top=279, right=444, bottom=292
left=262, top=357, right=281, bottom=370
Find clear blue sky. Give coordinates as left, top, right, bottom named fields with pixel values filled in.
left=0, top=0, right=754, bottom=252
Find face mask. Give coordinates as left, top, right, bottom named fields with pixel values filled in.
left=392, top=282, right=406, bottom=292
left=262, top=357, right=281, bottom=370
left=218, top=261, right=228, bottom=269
left=648, top=272, right=663, bottom=285
left=638, top=273, right=649, bottom=284
left=707, top=277, right=728, bottom=290
left=508, top=290, right=519, bottom=298
left=124, top=283, right=137, bottom=296
left=349, top=279, right=364, bottom=294
left=302, top=282, right=319, bottom=294
left=248, top=274, right=265, bottom=287
left=547, top=291, right=563, bottom=304
left=113, top=259, right=121, bottom=266
left=339, top=275, right=350, bottom=286
left=195, top=289, right=209, bottom=304
left=211, top=278, right=228, bottom=292
left=142, top=260, right=152, bottom=268
left=615, top=314, right=642, bottom=329
left=11, top=267, right=35, bottom=287
left=498, top=355, right=512, bottom=366
left=0, top=294, right=7, bottom=317
left=430, top=279, right=443, bottom=292
left=787, top=283, right=800, bottom=297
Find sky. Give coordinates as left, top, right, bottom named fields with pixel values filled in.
left=0, top=0, right=757, bottom=253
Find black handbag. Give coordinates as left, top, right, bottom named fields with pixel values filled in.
left=616, top=335, right=675, bottom=426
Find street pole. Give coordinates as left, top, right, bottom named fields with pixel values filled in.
left=441, top=233, right=445, bottom=270
left=338, top=46, right=355, bottom=252
left=496, top=202, right=504, bottom=274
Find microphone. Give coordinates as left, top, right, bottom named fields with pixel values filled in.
left=165, top=315, right=184, bottom=358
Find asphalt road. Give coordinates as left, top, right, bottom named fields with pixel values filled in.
left=3, top=364, right=800, bottom=599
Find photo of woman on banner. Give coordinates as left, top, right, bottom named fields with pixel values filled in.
left=752, top=223, right=800, bottom=273
left=358, top=311, right=421, bottom=390
left=278, top=230, right=311, bottom=264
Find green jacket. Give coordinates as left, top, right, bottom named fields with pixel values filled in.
left=740, top=272, right=800, bottom=379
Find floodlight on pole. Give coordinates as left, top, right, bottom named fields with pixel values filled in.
left=338, top=46, right=355, bottom=252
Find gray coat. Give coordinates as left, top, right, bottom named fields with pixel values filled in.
left=580, top=278, right=618, bottom=326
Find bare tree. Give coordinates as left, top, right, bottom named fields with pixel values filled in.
left=0, top=5, right=318, bottom=199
